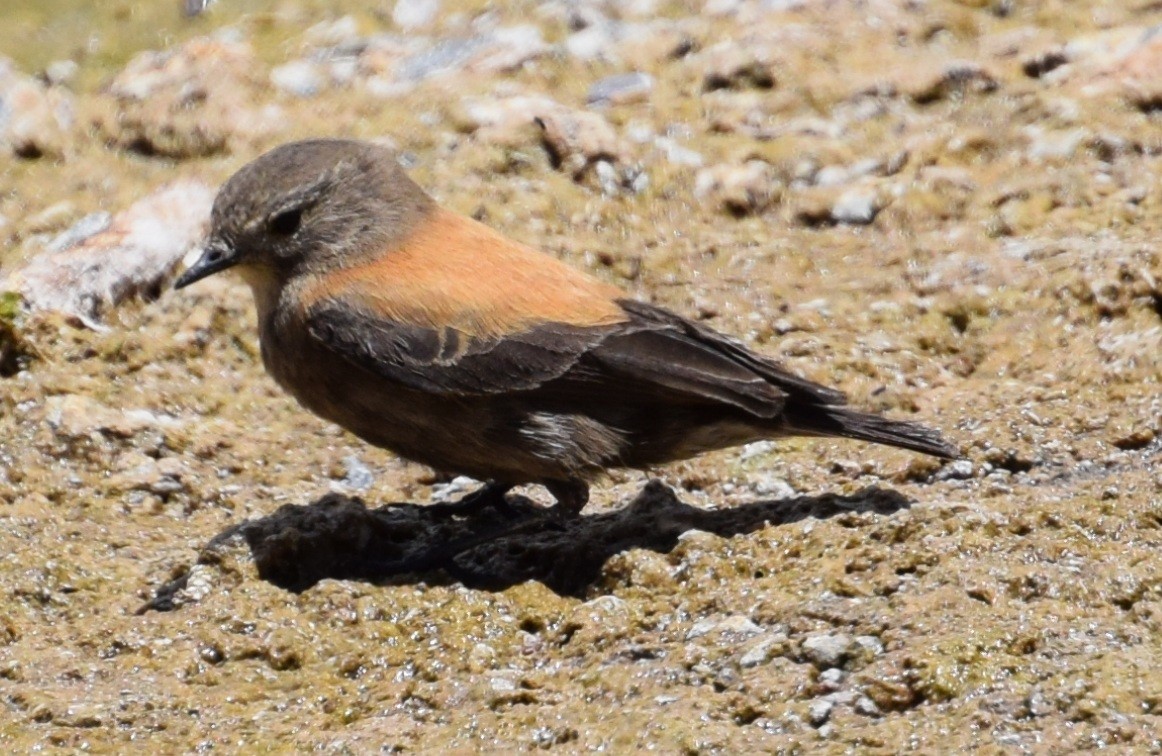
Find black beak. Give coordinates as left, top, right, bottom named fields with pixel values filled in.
left=174, top=239, right=238, bottom=290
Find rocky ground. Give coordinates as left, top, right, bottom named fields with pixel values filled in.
left=2, top=0, right=1161, bottom=751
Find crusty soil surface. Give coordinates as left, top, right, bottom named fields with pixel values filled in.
left=2, top=0, right=1161, bottom=751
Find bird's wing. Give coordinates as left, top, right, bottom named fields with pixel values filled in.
left=612, top=299, right=848, bottom=407
left=305, top=303, right=612, bottom=395
left=305, top=297, right=810, bottom=417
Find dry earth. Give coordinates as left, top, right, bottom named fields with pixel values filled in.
left=2, top=0, right=1161, bottom=751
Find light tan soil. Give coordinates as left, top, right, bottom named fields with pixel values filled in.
left=2, top=0, right=1161, bottom=751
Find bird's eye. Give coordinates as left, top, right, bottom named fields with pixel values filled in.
left=268, top=208, right=303, bottom=236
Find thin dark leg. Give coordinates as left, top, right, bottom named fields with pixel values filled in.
left=424, top=481, right=517, bottom=517
left=545, top=479, right=589, bottom=518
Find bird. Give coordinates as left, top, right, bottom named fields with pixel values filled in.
left=174, top=138, right=956, bottom=517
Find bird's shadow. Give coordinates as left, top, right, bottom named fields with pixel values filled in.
left=140, top=481, right=911, bottom=611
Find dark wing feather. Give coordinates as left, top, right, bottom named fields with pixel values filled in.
left=572, top=327, right=787, bottom=416
left=615, top=299, right=848, bottom=405
left=305, top=305, right=610, bottom=396
left=306, top=300, right=792, bottom=415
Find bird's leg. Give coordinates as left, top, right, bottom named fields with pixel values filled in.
left=545, top=479, right=590, bottom=518
left=426, top=481, right=517, bottom=517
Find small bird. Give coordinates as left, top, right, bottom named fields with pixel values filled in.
left=175, top=139, right=955, bottom=516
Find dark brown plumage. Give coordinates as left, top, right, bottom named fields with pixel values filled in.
left=175, top=138, right=956, bottom=516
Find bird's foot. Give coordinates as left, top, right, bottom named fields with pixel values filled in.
left=545, top=479, right=590, bottom=519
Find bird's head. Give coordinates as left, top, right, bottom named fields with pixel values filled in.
left=174, top=139, right=433, bottom=291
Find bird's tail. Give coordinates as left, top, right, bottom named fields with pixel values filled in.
left=784, top=405, right=958, bottom=459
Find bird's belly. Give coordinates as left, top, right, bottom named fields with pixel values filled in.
left=259, top=324, right=613, bottom=482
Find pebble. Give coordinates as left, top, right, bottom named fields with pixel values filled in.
left=44, top=60, right=79, bottom=87
left=801, top=633, right=853, bottom=669
left=653, top=136, right=703, bottom=167
left=751, top=474, right=795, bottom=499
left=935, top=459, right=975, bottom=481
left=686, top=614, right=761, bottom=640
left=588, top=72, right=654, bottom=106
left=853, top=635, right=884, bottom=657
left=431, top=475, right=479, bottom=502
left=271, top=60, right=327, bottom=97
left=102, top=36, right=272, bottom=157
left=831, top=187, right=882, bottom=225
left=1026, top=127, right=1088, bottom=162
left=0, top=56, right=74, bottom=157
left=341, top=455, right=375, bottom=490
left=304, top=16, right=361, bottom=48
left=393, top=0, right=441, bottom=30
left=388, top=26, right=547, bottom=82
left=566, top=25, right=617, bottom=62
left=818, top=667, right=845, bottom=690
left=698, top=42, right=776, bottom=91
left=535, top=107, right=633, bottom=179
left=45, top=395, right=176, bottom=440
left=907, top=60, right=998, bottom=104
left=6, top=180, right=215, bottom=327
left=45, top=212, right=112, bottom=254
left=694, top=160, right=778, bottom=216
left=808, top=699, right=833, bottom=727
left=739, top=632, right=788, bottom=668
left=854, top=695, right=881, bottom=717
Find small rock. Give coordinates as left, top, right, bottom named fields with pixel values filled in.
left=395, top=38, right=487, bottom=82
left=831, top=186, right=882, bottom=225
left=6, top=180, right=215, bottom=327
left=271, top=60, right=326, bottom=97
left=59, top=704, right=102, bottom=728
left=818, top=667, right=845, bottom=690
left=907, top=60, right=998, bottom=104
left=431, top=475, right=479, bottom=502
left=566, top=25, right=617, bottom=62
left=1025, top=687, right=1052, bottom=718
left=304, top=16, right=361, bottom=48
left=1026, top=127, right=1088, bottom=161
left=694, top=160, right=778, bottom=216
left=535, top=108, right=632, bottom=180
left=44, top=59, right=79, bottom=87
left=717, top=615, right=762, bottom=636
left=853, top=635, right=884, bottom=657
left=341, top=455, right=375, bottom=490
left=935, top=459, right=975, bottom=481
left=488, top=672, right=518, bottom=693
left=588, top=72, right=654, bottom=106
left=686, top=617, right=719, bottom=640
left=45, top=395, right=176, bottom=440
left=739, top=632, right=788, bottom=668
left=808, top=699, right=833, bottom=727
left=654, top=136, right=703, bottom=167
left=698, top=42, right=777, bottom=91
left=470, top=26, right=548, bottom=74
left=582, top=595, right=628, bottom=614
left=801, top=633, right=853, bottom=669
left=751, top=475, right=795, bottom=499
left=45, top=212, right=112, bottom=253
left=393, top=0, right=440, bottom=30
left=686, top=614, right=762, bottom=640
left=101, top=36, right=272, bottom=157
left=854, top=695, right=880, bottom=717
left=467, top=642, right=497, bottom=671
left=0, top=56, right=74, bottom=157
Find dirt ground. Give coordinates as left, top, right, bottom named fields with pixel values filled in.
left=2, top=0, right=1161, bottom=751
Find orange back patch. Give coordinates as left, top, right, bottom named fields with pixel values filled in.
left=299, top=208, right=629, bottom=338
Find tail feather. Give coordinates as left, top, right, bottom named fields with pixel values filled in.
left=786, top=405, right=958, bottom=459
